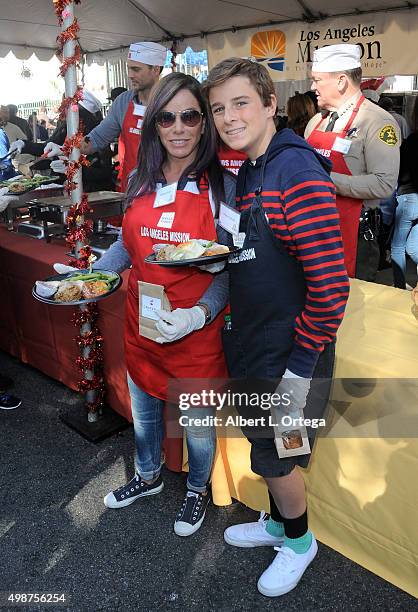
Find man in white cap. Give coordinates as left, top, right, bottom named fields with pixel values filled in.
left=80, top=41, right=167, bottom=192
left=305, top=43, right=400, bottom=280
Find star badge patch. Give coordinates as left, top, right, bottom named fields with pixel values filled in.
left=379, top=125, right=398, bottom=146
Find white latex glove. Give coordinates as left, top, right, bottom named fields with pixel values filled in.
left=0, top=187, right=9, bottom=196
left=53, top=263, right=77, bottom=274
left=275, top=369, right=311, bottom=415
left=198, top=261, right=226, bottom=273
left=43, top=142, right=63, bottom=158
left=155, top=306, right=205, bottom=343
left=50, top=158, right=68, bottom=174
left=0, top=195, right=18, bottom=212
left=8, top=139, right=25, bottom=154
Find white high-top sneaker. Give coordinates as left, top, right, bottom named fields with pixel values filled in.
left=224, top=512, right=284, bottom=548
left=257, top=536, right=318, bottom=597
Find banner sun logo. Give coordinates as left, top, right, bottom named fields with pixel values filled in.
left=250, top=30, right=286, bottom=72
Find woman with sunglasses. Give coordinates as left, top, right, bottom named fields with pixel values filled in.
left=97, top=72, right=235, bottom=536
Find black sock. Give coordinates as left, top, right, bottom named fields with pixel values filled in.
left=283, top=509, right=308, bottom=539
left=268, top=490, right=284, bottom=523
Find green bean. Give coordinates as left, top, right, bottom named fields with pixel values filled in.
left=69, top=272, right=117, bottom=283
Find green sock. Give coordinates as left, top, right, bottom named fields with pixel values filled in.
left=284, top=530, right=313, bottom=554
left=266, top=517, right=285, bottom=538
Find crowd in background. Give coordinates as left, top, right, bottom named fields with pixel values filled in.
left=1, top=83, right=418, bottom=290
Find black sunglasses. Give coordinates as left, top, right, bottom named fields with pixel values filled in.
left=155, top=109, right=203, bottom=128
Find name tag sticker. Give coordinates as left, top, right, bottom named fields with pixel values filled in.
left=332, top=137, right=352, bottom=154
left=133, top=103, right=147, bottom=116
left=154, top=182, right=177, bottom=208
left=219, top=202, right=241, bottom=236
left=141, top=295, right=161, bottom=321
left=157, top=211, right=175, bottom=229
left=233, top=232, right=246, bottom=248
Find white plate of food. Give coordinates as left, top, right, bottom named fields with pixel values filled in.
left=32, top=269, right=122, bottom=305
left=144, top=239, right=240, bottom=267
left=0, top=175, right=61, bottom=195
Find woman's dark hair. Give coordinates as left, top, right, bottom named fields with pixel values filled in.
left=303, top=89, right=319, bottom=113
left=286, top=93, right=316, bottom=137
left=126, top=72, right=224, bottom=207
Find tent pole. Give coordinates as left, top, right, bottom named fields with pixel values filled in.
left=61, top=1, right=98, bottom=421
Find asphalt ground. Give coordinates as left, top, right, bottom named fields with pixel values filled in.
left=1, top=350, right=417, bottom=612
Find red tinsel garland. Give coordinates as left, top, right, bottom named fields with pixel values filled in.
left=73, top=316, right=106, bottom=410
left=57, top=86, right=83, bottom=121
left=61, top=154, right=91, bottom=195
left=62, top=131, right=84, bottom=155
left=53, top=0, right=81, bottom=23
left=79, top=376, right=105, bottom=392
left=59, top=46, right=82, bottom=77
left=66, top=220, right=93, bottom=247
left=75, top=328, right=104, bottom=348
left=71, top=303, right=99, bottom=326
left=76, top=352, right=104, bottom=371
left=57, top=18, right=80, bottom=46
left=54, top=0, right=105, bottom=412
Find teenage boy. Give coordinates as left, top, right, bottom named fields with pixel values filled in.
left=203, top=59, right=349, bottom=597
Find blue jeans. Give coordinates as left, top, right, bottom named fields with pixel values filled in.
left=380, top=191, right=397, bottom=226
left=127, top=374, right=216, bottom=493
left=391, top=193, right=418, bottom=288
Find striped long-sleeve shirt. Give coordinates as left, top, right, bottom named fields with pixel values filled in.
left=237, top=130, right=349, bottom=378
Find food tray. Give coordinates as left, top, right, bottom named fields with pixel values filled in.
left=3, top=176, right=61, bottom=195
left=32, top=269, right=122, bottom=306
left=144, top=247, right=241, bottom=267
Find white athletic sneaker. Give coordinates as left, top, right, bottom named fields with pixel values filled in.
left=224, top=512, right=284, bottom=548
left=257, top=536, right=318, bottom=597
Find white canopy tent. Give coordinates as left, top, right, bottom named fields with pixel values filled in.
left=1, top=0, right=417, bottom=64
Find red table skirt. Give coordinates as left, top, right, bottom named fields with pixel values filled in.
left=0, top=226, right=182, bottom=471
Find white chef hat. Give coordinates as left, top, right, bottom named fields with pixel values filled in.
left=79, top=90, right=102, bottom=114
left=312, top=44, right=362, bottom=72
left=128, top=41, right=167, bottom=66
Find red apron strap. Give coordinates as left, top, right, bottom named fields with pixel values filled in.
left=342, top=95, right=365, bottom=135
left=313, top=113, right=327, bottom=130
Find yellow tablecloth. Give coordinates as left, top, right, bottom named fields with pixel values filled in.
left=208, top=279, right=418, bottom=598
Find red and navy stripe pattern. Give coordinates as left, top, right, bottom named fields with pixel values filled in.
left=238, top=172, right=349, bottom=378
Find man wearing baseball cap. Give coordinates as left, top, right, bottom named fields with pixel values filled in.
left=80, top=41, right=167, bottom=192
left=305, top=44, right=400, bottom=280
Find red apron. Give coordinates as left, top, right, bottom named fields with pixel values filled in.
left=218, top=144, right=247, bottom=176
left=122, top=181, right=227, bottom=400
left=118, top=100, right=145, bottom=192
left=306, top=96, right=365, bottom=277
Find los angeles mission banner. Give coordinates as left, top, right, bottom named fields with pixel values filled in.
left=206, top=10, right=418, bottom=80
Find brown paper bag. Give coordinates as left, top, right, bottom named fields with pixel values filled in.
left=270, top=406, right=311, bottom=459
left=138, top=281, right=172, bottom=342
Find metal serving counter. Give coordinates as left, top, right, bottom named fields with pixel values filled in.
left=2, top=190, right=125, bottom=244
